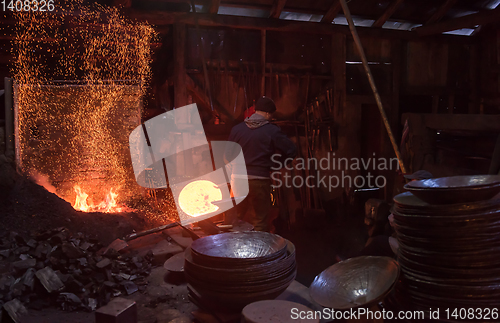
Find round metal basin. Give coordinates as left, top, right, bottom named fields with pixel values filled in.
left=309, top=256, right=399, bottom=310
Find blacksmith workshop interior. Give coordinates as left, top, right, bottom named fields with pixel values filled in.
left=1, top=0, right=500, bottom=322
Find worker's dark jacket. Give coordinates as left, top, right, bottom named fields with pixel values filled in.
left=227, top=115, right=297, bottom=178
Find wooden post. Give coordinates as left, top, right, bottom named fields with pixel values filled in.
left=339, top=0, right=407, bottom=174
left=432, top=95, right=440, bottom=114
left=261, top=30, right=266, bottom=97
left=468, top=44, right=479, bottom=114
left=173, top=23, right=188, bottom=109
left=331, top=33, right=346, bottom=118
left=448, top=92, right=455, bottom=114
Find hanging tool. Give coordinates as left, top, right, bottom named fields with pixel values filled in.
left=123, top=221, right=202, bottom=242
left=206, top=56, right=213, bottom=98
left=225, top=57, right=230, bottom=106
left=233, top=67, right=243, bottom=114
left=325, top=88, right=335, bottom=152
left=253, top=63, right=258, bottom=102
left=301, top=75, right=324, bottom=217
left=326, top=89, right=332, bottom=115
left=275, top=72, right=280, bottom=98
left=327, top=126, right=334, bottom=152
left=216, top=58, right=221, bottom=96
left=242, top=64, right=249, bottom=114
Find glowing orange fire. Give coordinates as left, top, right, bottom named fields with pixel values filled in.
left=178, top=180, right=222, bottom=217
left=73, top=185, right=123, bottom=213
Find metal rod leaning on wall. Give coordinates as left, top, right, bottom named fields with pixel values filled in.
left=339, top=0, right=407, bottom=174
left=4, top=77, right=14, bottom=158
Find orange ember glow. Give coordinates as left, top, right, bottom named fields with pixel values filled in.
left=13, top=4, right=155, bottom=217
left=73, top=185, right=122, bottom=213
left=178, top=180, right=222, bottom=217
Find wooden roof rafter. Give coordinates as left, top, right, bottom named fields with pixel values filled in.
left=208, top=0, right=221, bottom=14
left=269, top=0, right=288, bottom=19
left=415, top=6, right=500, bottom=36
left=372, top=0, right=405, bottom=28
left=426, top=0, right=458, bottom=24
left=321, top=0, right=342, bottom=23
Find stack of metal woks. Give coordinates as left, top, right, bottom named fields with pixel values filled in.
left=184, top=231, right=296, bottom=310
left=393, top=175, right=500, bottom=310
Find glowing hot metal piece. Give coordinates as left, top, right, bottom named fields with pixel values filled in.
left=178, top=180, right=222, bottom=217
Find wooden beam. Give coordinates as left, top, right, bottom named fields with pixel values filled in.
left=129, top=10, right=406, bottom=38
left=173, top=23, right=188, bottom=108
left=426, top=0, right=457, bottom=25
left=208, top=0, right=220, bottom=14
left=321, top=0, right=342, bottom=23
left=372, top=0, right=404, bottom=28
left=125, top=10, right=475, bottom=42
left=415, top=7, right=500, bottom=36
left=269, top=0, right=287, bottom=18
left=402, top=113, right=500, bottom=132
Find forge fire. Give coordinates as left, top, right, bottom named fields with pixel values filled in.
left=12, top=2, right=154, bottom=212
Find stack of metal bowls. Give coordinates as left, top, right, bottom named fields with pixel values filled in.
left=393, top=175, right=500, bottom=310
left=185, top=231, right=296, bottom=310
left=404, top=175, right=500, bottom=205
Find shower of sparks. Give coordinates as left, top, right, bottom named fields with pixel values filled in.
left=12, top=1, right=158, bottom=213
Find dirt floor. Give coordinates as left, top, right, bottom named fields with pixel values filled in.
left=0, top=156, right=371, bottom=322
left=275, top=204, right=368, bottom=286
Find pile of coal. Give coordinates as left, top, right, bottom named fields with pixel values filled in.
left=0, top=227, right=153, bottom=316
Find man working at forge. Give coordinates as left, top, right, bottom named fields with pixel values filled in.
left=226, top=97, right=297, bottom=232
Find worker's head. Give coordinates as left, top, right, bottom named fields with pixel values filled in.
left=254, top=96, right=276, bottom=120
